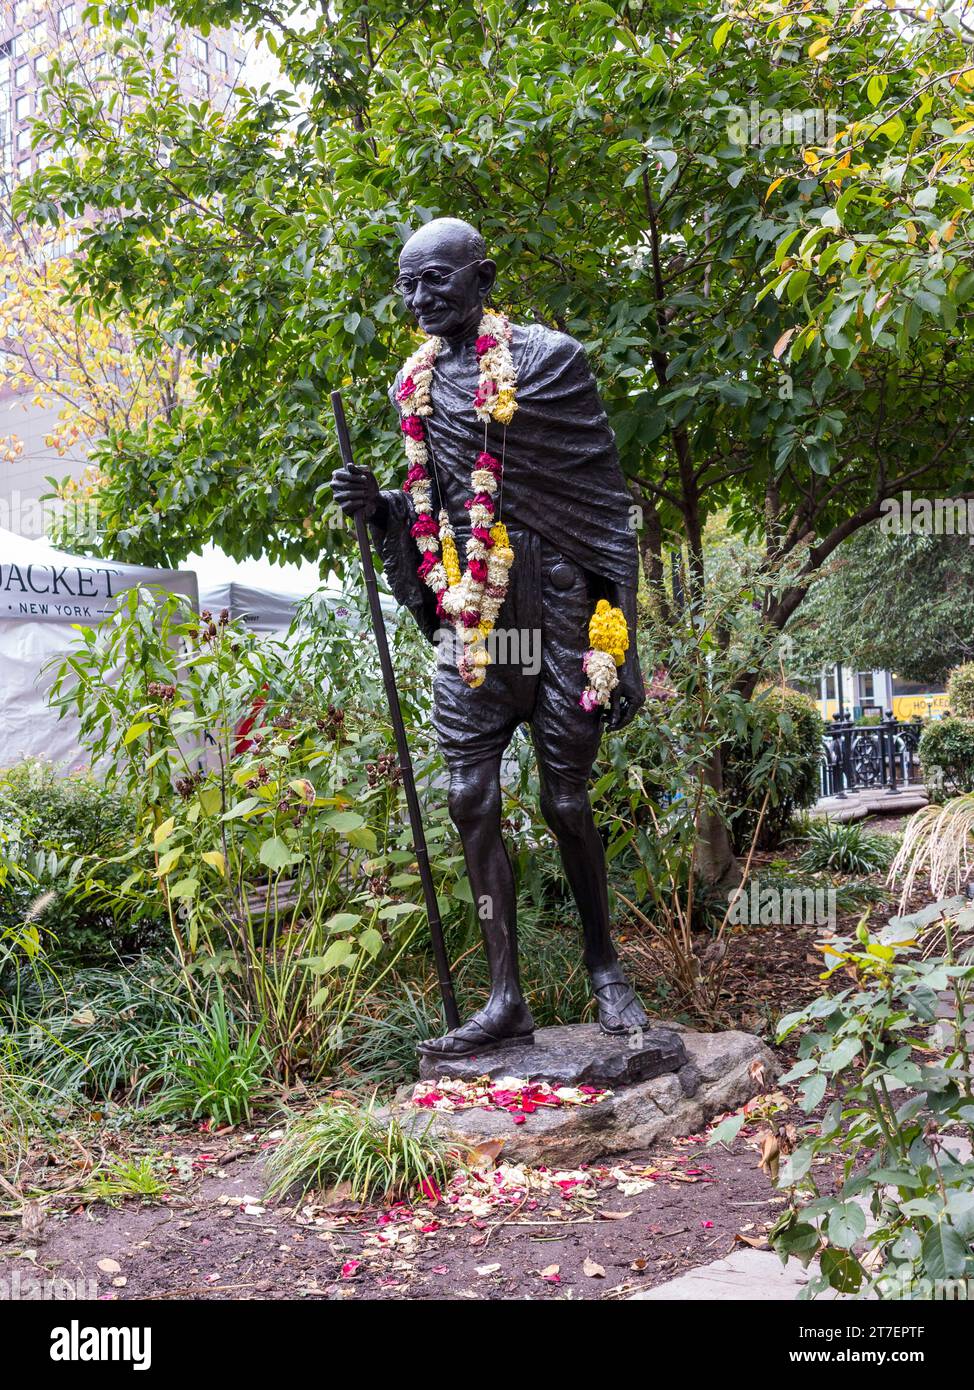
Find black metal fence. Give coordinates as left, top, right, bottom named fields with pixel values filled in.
left=820, top=712, right=924, bottom=798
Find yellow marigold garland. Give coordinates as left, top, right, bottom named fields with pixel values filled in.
left=581, top=600, right=629, bottom=712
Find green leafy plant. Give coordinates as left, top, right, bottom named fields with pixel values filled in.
left=143, top=992, right=268, bottom=1127
left=48, top=589, right=458, bottom=1081
left=722, top=687, right=824, bottom=854
left=918, top=718, right=974, bottom=798
left=266, top=1096, right=453, bottom=1203
left=947, top=664, right=974, bottom=720
left=795, top=819, right=895, bottom=875
left=8, top=956, right=197, bottom=1102
left=768, top=910, right=974, bottom=1298
left=0, top=759, right=161, bottom=965
left=88, top=1156, right=169, bottom=1203
left=338, top=986, right=441, bottom=1090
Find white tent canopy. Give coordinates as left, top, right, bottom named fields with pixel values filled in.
left=0, top=527, right=199, bottom=770
left=0, top=534, right=393, bottom=772
left=189, top=543, right=324, bottom=634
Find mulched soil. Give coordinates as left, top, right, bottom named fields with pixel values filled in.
left=3, top=1111, right=820, bottom=1301
left=0, top=814, right=914, bottom=1300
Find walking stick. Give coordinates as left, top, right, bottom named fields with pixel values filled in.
left=330, top=391, right=461, bottom=1031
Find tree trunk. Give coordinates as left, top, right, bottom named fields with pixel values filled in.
left=696, top=748, right=742, bottom=892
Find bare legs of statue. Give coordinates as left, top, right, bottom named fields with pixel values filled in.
left=419, top=754, right=648, bottom=1058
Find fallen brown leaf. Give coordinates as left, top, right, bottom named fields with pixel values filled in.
left=465, top=1139, right=505, bottom=1168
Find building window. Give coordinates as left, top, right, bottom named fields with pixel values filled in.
left=59, top=3, right=77, bottom=30
left=193, top=35, right=208, bottom=62
left=214, top=48, right=227, bottom=72
left=17, top=155, right=31, bottom=180
left=16, top=63, right=29, bottom=85
left=193, top=67, right=209, bottom=95
left=15, top=93, right=30, bottom=120
left=857, top=672, right=876, bottom=704
left=17, top=124, right=30, bottom=149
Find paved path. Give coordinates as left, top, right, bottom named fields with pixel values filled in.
left=813, top=786, right=927, bottom=822
left=630, top=1248, right=823, bottom=1300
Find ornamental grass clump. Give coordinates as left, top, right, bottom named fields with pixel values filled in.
left=266, top=1096, right=453, bottom=1203
left=796, top=819, right=895, bottom=875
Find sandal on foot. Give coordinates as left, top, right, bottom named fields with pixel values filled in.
left=418, top=1011, right=534, bottom=1060
left=591, top=966, right=648, bottom=1036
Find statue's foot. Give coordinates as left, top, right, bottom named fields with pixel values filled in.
left=418, top=1003, right=535, bottom=1060
left=590, top=963, right=648, bottom=1036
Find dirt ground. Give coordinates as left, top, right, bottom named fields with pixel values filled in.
left=0, top=815, right=911, bottom=1301
left=6, top=1117, right=808, bottom=1301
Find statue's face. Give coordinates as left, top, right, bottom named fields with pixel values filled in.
left=397, top=228, right=495, bottom=340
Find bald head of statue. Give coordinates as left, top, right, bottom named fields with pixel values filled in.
left=396, top=217, right=497, bottom=343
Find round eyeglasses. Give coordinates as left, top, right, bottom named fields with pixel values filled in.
left=394, top=259, right=483, bottom=299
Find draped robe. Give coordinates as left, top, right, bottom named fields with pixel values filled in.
left=372, top=323, right=638, bottom=641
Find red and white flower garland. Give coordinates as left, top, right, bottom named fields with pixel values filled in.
left=396, top=312, right=517, bottom=688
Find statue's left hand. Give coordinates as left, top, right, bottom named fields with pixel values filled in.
left=607, top=654, right=645, bottom=731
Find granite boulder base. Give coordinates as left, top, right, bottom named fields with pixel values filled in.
left=394, top=1024, right=777, bottom=1167
left=417, top=1023, right=688, bottom=1087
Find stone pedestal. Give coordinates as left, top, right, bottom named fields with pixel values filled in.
left=393, top=1024, right=776, bottom=1166
left=417, top=1022, right=688, bottom=1087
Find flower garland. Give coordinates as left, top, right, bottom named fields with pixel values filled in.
left=396, top=312, right=517, bottom=688
left=580, top=599, right=629, bottom=711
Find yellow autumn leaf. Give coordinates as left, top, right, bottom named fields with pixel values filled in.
left=765, top=176, right=787, bottom=202
left=808, top=36, right=829, bottom=61
left=202, top=850, right=227, bottom=876
left=153, top=816, right=176, bottom=848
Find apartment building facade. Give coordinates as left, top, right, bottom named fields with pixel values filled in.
left=0, top=0, right=247, bottom=535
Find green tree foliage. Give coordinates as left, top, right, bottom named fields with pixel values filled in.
left=787, top=526, right=974, bottom=686
left=16, top=0, right=974, bottom=629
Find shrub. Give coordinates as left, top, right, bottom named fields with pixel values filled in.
left=795, top=819, right=895, bottom=875
left=918, top=717, right=974, bottom=797
left=7, top=956, right=198, bottom=1101
left=142, top=993, right=269, bottom=1126
left=0, top=759, right=163, bottom=965
left=891, top=793, right=974, bottom=907
left=722, top=687, right=824, bottom=853
left=47, top=589, right=461, bottom=1083
left=766, top=911, right=974, bottom=1298
left=946, top=662, right=974, bottom=719
left=266, top=1097, right=453, bottom=1202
